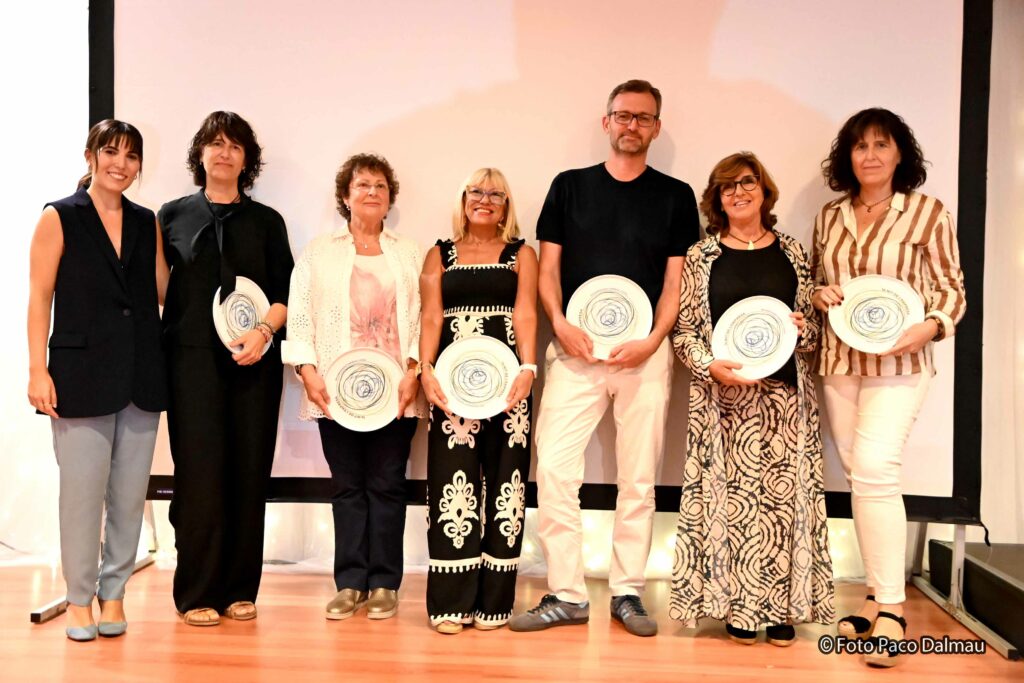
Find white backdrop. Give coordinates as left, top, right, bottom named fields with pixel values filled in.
left=10, top=2, right=1017, bottom=588
left=115, top=0, right=962, bottom=498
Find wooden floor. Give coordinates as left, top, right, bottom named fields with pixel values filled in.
left=1, top=565, right=1018, bottom=682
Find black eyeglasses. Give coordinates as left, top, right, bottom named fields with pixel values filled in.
left=720, top=175, right=760, bottom=196
left=608, top=111, right=658, bottom=127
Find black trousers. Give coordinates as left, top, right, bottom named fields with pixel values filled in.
left=426, top=399, right=531, bottom=627
left=318, top=417, right=418, bottom=592
left=167, top=344, right=283, bottom=612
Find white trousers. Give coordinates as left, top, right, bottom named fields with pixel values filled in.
left=535, top=338, right=674, bottom=603
left=822, top=372, right=931, bottom=604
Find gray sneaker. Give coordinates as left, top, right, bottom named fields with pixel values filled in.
left=508, top=594, right=590, bottom=631
left=611, top=595, right=657, bottom=637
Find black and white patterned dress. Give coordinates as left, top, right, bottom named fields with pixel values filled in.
left=426, top=239, right=531, bottom=628
left=670, top=232, right=835, bottom=631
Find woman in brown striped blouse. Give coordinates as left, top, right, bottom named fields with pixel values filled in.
left=812, top=108, right=966, bottom=667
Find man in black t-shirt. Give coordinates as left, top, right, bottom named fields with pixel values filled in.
left=509, top=80, right=699, bottom=637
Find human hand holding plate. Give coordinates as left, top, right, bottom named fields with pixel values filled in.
left=709, top=359, right=759, bottom=386
left=880, top=319, right=940, bottom=357
left=231, top=329, right=268, bottom=365
left=420, top=365, right=450, bottom=414
left=553, top=317, right=597, bottom=363
left=298, top=365, right=331, bottom=418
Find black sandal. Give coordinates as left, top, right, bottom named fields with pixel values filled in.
left=836, top=594, right=875, bottom=639
left=863, top=611, right=907, bottom=668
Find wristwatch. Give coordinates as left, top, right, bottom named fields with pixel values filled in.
left=928, top=315, right=946, bottom=341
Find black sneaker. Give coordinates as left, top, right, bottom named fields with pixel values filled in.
left=610, top=595, right=657, bottom=637
left=508, top=594, right=590, bottom=632
left=766, top=624, right=796, bottom=647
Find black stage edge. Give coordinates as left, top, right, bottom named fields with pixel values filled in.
left=928, top=540, right=1022, bottom=659
left=128, top=1, right=988, bottom=520
left=88, top=0, right=115, bottom=125
left=150, top=476, right=681, bottom=513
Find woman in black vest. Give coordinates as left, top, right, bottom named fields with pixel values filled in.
left=159, top=112, right=293, bottom=627
left=27, top=119, right=168, bottom=641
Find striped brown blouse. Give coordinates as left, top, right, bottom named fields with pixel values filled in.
left=811, top=191, right=966, bottom=377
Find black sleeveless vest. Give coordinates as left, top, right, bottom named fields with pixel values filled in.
left=45, top=189, right=168, bottom=417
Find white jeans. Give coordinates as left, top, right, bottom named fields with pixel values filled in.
left=822, top=372, right=931, bottom=604
left=535, top=338, right=674, bottom=603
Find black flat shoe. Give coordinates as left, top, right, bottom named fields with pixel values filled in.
left=766, top=624, right=796, bottom=647
left=726, top=623, right=757, bottom=645
left=837, top=593, right=875, bottom=639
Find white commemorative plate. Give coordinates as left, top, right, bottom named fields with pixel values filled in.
left=323, top=347, right=404, bottom=432
left=565, top=274, right=653, bottom=360
left=212, top=276, right=272, bottom=355
left=828, top=274, right=925, bottom=354
left=434, top=336, right=520, bottom=420
left=711, top=295, right=798, bottom=381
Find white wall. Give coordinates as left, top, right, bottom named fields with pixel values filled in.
left=0, top=1, right=88, bottom=560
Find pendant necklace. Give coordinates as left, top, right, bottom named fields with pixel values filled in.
left=856, top=192, right=894, bottom=213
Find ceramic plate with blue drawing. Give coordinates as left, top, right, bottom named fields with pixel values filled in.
left=212, top=276, right=272, bottom=355
left=566, top=275, right=653, bottom=360
left=828, top=275, right=924, bottom=355
left=435, top=336, right=520, bottom=420
left=711, top=296, right=798, bottom=380
left=324, top=347, right=403, bottom=432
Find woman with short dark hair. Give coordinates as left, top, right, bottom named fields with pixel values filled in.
left=28, top=119, right=168, bottom=641
left=812, top=108, right=965, bottom=667
left=670, top=152, right=834, bottom=647
left=159, top=111, right=294, bottom=627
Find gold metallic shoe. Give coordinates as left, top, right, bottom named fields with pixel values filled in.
left=365, top=588, right=398, bottom=620
left=435, top=620, right=463, bottom=635
left=325, top=588, right=368, bottom=620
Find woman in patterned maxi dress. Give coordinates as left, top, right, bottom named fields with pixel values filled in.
left=419, top=168, right=538, bottom=634
left=670, top=153, right=834, bottom=646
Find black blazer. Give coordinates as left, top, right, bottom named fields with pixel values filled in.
left=45, top=189, right=168, bottom=417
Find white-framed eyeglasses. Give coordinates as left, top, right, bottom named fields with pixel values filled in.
left=466, top=187, right=507, bottom=204
left=351, top=181, right=389, bottom=195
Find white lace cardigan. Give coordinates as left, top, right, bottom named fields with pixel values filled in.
left=282, top=224, right=427, bottom=420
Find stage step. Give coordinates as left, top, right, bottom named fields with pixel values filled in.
left=927, top=540, right=1024, bottom=657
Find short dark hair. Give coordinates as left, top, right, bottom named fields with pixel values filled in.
left=334, top=153, right=400, bottom=221
left=186, top=111, right=264, bottom=192
left=700, top=152, right=780, bottom=235
left=606, top=79, right=662, bottom=117
left=821, top=107, right=928, bottom=194
left=78, top=119, right=143, bottom=190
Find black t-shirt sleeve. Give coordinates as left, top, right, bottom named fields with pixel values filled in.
left=264, top=208, right=294, bottom=306
left=669, top=183, right=700, bottom=255
left=536, top=172, right=567, bottom=244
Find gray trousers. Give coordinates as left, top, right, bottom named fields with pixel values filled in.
left=51, top=403, right=160, bottom=605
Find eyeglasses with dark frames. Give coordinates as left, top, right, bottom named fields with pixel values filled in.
left=720, top=174, right=760, bottom=196
left=608, top=111, right=659, bottom=127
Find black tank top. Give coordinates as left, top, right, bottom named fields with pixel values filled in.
left=436, top=238, right=524, bottom=357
